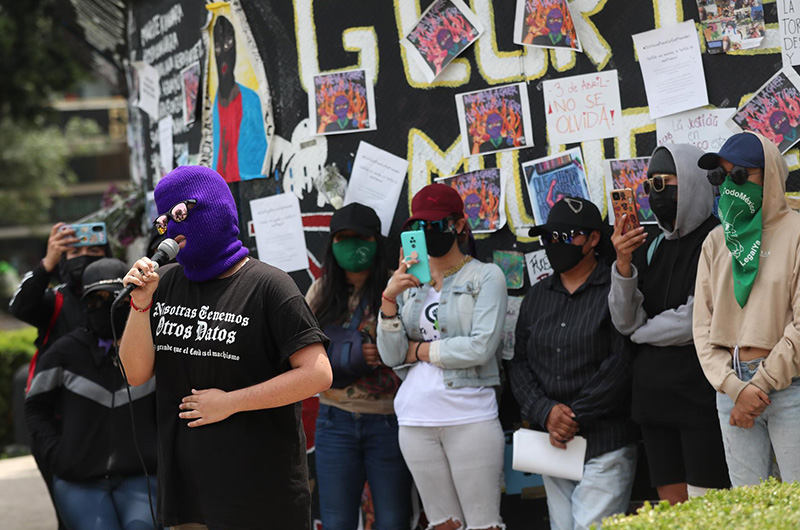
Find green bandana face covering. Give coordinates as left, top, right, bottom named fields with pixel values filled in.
left=718, top=179, right=763, bottom=307
left=332, top=238, right=377, bottom=272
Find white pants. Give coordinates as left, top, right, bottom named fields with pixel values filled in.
left=398, top=419, right=505, bottom=529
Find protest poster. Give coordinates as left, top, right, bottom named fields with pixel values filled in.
left=181, top=62, right=200, bottom=126
left=522, top=147, right=591, bottom=226
left=455, top=83, right=534, bottom=157
left=493, top=250, right=525, bottom=289
left=436, top=168, right=506, bottom=233
left=730, top=67, right=800, bottom=154
left=697, top=0, right=764, bottom=54
left=524, top=249, right=554, bottom=285
left=542, top=70, right=623, bottom=145
left=513, top=0, right=581, bottom=51
left=656, top=108, right=739, bottom=152
left=310, top=69, right=377, bottom=136
left=401, top=0, right=483, bottom=83
left=604, top=158, right=656, bottom=226
left=632, top=21, right=708, bottom=119
left=779, top=0, right=800, bottom=66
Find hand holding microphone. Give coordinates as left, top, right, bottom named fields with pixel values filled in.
left=117, top=239, right=180, bottom=309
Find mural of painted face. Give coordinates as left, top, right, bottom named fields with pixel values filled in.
left=546, top=8, right=564, bottom=35
left=436, top=28, right=454, bottom=49
left=214, top=16, right=236, bottom=93
left=464, top=193, right=481, bottom=218
left=334, top=95, right=349, bottom=120
left=770, top=110, right=791, bottom=137
left=486, top=112, right=503, bottom=140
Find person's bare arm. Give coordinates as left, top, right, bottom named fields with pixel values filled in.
left=119, top=257, right=159, bottom=385
left=178, top=343, right=332, bottom=427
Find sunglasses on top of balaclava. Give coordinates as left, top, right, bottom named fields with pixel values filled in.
left=152, top=199, right=197, bottom=235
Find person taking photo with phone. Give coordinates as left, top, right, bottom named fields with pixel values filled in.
left=609, top=144, right=729, bottom=503
left=377, top=183, right=508, bottom=530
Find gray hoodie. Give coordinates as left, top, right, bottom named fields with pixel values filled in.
left=609, top=143, right=715, bottom=346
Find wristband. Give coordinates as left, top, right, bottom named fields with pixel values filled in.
left=414, top=342, right=422, bottom=362
left=382, top=293, right=397, bottom=305
left=379, top=310, right=398, bottom=320
left=130, top=298, right=153, bottom=312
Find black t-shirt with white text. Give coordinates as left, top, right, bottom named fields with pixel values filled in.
left=150, top=260, right=328, bottom=530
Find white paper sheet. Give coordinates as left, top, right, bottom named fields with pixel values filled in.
left=344, top=142, right=409, bottom=237
left=135, top=62, right=160, bottom=120
left=250, top=193, right=309, bottom=273
left=158, top=116, right=174, bottom=174
left=633, top=21, right=709, bottom=119
left=524, top=250, right=553, bottom=286
left=543, top=71, right=622, bottom=145
left=779, top=0, right=800, bottom=66
left=512, top=428, right=586, bottom=481
left=656, top=108, right=740, bottom=152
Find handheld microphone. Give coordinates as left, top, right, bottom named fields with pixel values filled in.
left=113, top=238, right=180, bottom=307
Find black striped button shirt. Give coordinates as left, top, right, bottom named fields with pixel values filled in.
left=510, top=260, right=638, bottom=461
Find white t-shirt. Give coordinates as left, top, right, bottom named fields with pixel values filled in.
left=394, top=287, right=498, bottom=427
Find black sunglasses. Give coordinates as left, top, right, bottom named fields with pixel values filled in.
left=540, top=229, right=590, bottom=247
left=153, top=199, right=197, bottom=235
left=407, top=219, right=456, bottom=234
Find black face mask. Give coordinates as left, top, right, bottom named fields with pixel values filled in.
left=426, top=231, right=457, bottom=257
left=545, top=243, right=587, bottom=273
left=85, top=304, right=129, bottom=340
left=649, top=185, right=678, bottom=232
left=59, top=255, right=103, bottom=290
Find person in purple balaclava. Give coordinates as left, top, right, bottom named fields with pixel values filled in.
left=529, top=7, right=573, bottom=48
left=119, top=165, right=332, bottom=530
left=325, top=94, right=353, bottom=132
left=769, top=110, right=798, bottom=144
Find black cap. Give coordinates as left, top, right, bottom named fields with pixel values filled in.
left=330, top=203, right=381, bottom=237
left=528, top=197, right=604, bottom=237
left=81, top=258, right=129, bottom=299
left=698, top=132, right=765, bottom=169
left=648, top=147, right=677, bottom=177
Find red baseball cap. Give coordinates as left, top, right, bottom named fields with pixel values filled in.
left=404, top=184, right=465, bottom=228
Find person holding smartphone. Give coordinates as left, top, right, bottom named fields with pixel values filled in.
left=305, top=203, right=411, bottom=530
left=609, top=144, right=728, bottom=504
left=377, top=183, right=507, bottom=530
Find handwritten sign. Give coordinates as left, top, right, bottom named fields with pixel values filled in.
left=250, top=193, right=308, bottom=273
left=524, top=250, right=553, bottom=286
left=656, top=108, right=739, bottom=152
left=633, top=21, right=708, bottom=119
left=344, top=142, right=408, bottom=236
left=779, top=0, right=800, bottom=66
left=543, top=70, right=623, bottom=145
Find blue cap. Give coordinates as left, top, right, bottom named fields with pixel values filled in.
left=697, top=133, right=764, bottom=169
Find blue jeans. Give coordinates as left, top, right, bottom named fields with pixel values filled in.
left=716, top=358, right=800, bottom=486
left=53, top=474, right=159, bottom=530
left=315, top=404, right=412, bottom=530
left=542, top=444, right=637, bottom=530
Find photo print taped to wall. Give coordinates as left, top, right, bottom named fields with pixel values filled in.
left=455, top=82, right=535, bottom=158
left=310, top=69, right=377, bottom=136
left=522, top=147, right=592, bottom=226
left=731, top=67, right=800, bottom=154
left=513, top=0, right=581, bottom=51
left=435, top=168, right=507, bottom=233
left=697, top=0, right=765, bottom=54
left=204, top=1, right=274, bottom=183
left=401, top=0, right=484, bottom=83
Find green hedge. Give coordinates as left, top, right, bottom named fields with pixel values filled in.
left=601, top=478, right=800, bottom=530
left=0, top=327, right=36, bottom=449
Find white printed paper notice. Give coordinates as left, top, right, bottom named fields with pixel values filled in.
left=135, top=62, right=160, bottom=120
left=250, top=193, right=308, bottom=273
left=779, top=0, right=800, bottom=66
left=632, top=20, right=709, bottom=120
left=543, top=70, right=623, bottom=145
left=158, top=116, right=174, bottom=174
left=344, top=142, right=409, bottom=237
left=512, top=429, right=587, bottom=481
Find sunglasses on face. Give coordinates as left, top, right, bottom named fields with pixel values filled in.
left=642, top=175, right=671, bottom=196
left=407, top=219, right=456, bottom=234
left=153, top=199, right=197, bottom=235
left=84, top=290, right=126, bottom=309
left=540, top=229, right=590, bottom=247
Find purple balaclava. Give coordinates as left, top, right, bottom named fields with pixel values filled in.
left=486, top=112, right=503, bottom=140
left=546, top=8, right=564, bottom=35
left=154, top=166, right=248, bottom=282
left=770, top=111, right=791, bottom=136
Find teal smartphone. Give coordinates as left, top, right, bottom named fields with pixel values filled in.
left=62, top=222, right=108, bottom=247
left=400, top=230, right=432, bottom=285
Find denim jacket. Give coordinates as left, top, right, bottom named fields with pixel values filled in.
left=377, top=259, right=508, bottom=389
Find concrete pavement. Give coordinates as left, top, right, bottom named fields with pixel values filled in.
left=0, top=455, right=57, bottom=530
